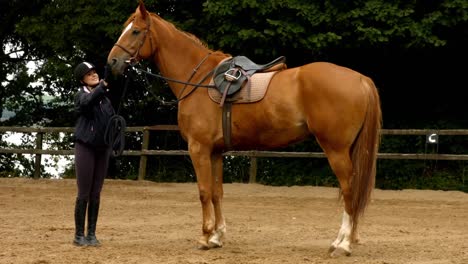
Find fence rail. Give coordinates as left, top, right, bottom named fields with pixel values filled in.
left=1, top=126, right=468, bottom=181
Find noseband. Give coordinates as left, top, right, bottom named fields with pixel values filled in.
left=112, top=16, right=214, bottom=104
left=113, top=17, right=152, bottom=63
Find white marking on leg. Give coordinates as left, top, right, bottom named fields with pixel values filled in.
left=208, top=224, right=226, bottom=247
left=331, top=211, right=352, bottom=254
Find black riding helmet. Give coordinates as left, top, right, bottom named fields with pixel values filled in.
left=74, top=62, right=96, bottom=82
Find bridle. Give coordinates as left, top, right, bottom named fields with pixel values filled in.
left=113, top=16, right=153, bottom=64
left=128, top=52, right=216, bottom=105
left=106, top=18, right=154, bottom=158
left=111, top=15, right=216, bottom=105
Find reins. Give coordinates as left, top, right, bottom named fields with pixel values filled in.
left=104, top=51, right=216, bottom=156
left=124, top=52, right=216, bottom=106
left=131, top=66, right=216, bottom=88
left=104, top=69, right=132, bottom=158
left=112, top=15, right=217, bottom=106
left=104, top=114, right=126, bottom=157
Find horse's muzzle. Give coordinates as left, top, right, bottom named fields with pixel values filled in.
left=107, top=58, right=128, bottom=76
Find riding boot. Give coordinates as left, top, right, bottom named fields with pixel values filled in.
left=73, top=198, right=88, bottom=246
left=86, top=199, right=101, bottom=246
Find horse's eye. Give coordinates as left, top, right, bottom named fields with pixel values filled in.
left=132, top=29, right=140, bottom=35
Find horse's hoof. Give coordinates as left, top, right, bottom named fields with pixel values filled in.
left=328, top=245, right=336, bottom=253
left=197, top=244, right=211, bottom=250
left=352, top=235, right=361, bottom=244
left=197, top=237, right=211, bottom=250
left=329, top=247, right=351, bottom=258
left=208, top=240, right=223, bottom=248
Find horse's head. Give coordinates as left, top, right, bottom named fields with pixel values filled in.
left=107, top=1, right=154, bottom=76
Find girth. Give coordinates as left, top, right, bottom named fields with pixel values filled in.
left=214, top=55, right=287, bottom=150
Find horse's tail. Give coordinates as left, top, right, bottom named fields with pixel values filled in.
left=349, top=76, right=382, bottom=238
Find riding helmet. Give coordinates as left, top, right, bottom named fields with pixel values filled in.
left=74, top=62, right=96, bottom=81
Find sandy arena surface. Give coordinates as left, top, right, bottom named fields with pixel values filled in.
left=0, top=178, right=467, bottom=264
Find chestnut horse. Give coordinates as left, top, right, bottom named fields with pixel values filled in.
left=107, top=2, right=381, bottom=257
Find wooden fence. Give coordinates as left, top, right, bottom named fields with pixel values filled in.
left=1, top=126, right=468, bottom=182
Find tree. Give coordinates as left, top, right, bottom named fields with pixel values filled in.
left=1, top=1, right=467, bottom=188
left=1, top=0, right=191, bottom=177
left=198, top=0, right=467, bottom=60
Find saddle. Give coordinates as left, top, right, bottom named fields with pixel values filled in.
left=213, top=56, right=286, bottom=106
left=211, top=55, right=287, bottom=151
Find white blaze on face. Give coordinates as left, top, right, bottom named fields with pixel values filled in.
left=118, top=22, right=133, bottom=42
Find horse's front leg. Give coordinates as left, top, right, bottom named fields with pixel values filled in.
left=188, top=142, right=217, bottom=249
left=208, top=153, right=226, bottom=247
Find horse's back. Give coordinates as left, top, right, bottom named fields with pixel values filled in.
left=268, top=61, right=369, bottom=109
left=265, top=61, right=371, bottom=141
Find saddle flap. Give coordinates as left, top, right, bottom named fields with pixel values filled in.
left=213, top=58, right=247, bottom=96
left=213, top=55, right=287, bottom=97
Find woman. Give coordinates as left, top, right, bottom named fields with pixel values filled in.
left=72, top=61, right=114, bottom=246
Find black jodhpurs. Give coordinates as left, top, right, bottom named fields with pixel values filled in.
left=74, top=141, right=111, bottom=201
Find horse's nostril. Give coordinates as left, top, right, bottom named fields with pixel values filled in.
left=111, top=58, right=117, bottom=65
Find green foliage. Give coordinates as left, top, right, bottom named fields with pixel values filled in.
left=223, top=156, right=250, bottom=183
left=256, top=158, right=338, bottom=187
left=200, top=0, right=467, bottom=63
left=0, top=134, right=18, bottom=176
left=376, top=131, right=468, bottom=191
left=376, top=159, right=467, bottom=191
left=146, top=156, right=195, bottom=182
left=0, top=133, right=47, bottom=178
left=1, top=1, right=467, bottom=191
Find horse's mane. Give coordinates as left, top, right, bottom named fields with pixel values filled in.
left=122, top=11, right=227, bottom=57
left=123, top=12, right=209, bottom=49
left=157, top=15, right=209, bottom=48
left=123, top=15, right=134, bottom=28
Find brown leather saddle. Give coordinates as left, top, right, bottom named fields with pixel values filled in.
left=212, top=56, right=287, bottom=151
left=213, top=56, right=286, bottom=106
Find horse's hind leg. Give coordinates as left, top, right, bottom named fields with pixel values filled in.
left=323, top=148, right=355, bottom=257
left=208, top=153, right=226, bottom=247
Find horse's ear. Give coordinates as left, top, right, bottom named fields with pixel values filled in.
left=138, top=0, right=148, bottom=20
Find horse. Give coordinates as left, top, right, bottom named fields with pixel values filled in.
left=107, top=1, right=382, bottom=257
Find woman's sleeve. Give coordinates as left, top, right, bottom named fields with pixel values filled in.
left=74, top=84, right=107, bottom=114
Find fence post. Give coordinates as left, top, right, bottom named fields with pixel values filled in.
left=34, top=132, right=43, bottom=179
left=138, top=128, right=150, bottom=181
left=249, top=156, right=257, bottom=183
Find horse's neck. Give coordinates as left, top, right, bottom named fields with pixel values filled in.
left=151, top=18, right=224, bottom=96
